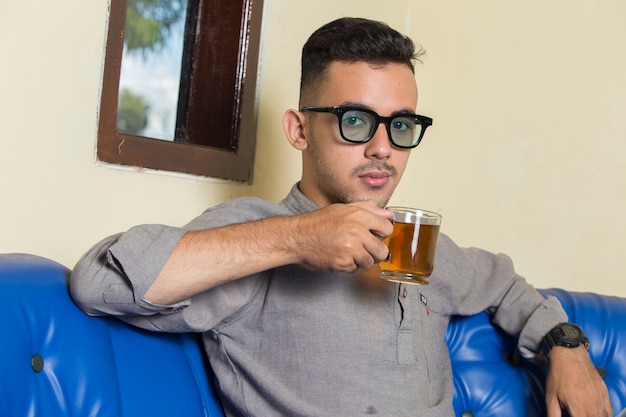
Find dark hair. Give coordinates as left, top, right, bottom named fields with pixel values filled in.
left=299, top=17, right=424, bottom=105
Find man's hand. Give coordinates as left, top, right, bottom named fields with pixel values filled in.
left=545, top=345, right=612, bottom=417
left=292, top=201, right=393, bottom=273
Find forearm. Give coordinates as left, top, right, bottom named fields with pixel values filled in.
left=145, top=216, right=301, bottom=305
left=71, top=200, right=392, bottom=315
left=146, top=201, right=393, bottom=305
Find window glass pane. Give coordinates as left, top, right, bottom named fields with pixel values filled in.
left=116, top=0, right=188, bottom=141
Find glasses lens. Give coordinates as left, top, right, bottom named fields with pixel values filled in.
left=390, top=116, right=421, bottom=148
left=340, top=110, right=375, bottom=142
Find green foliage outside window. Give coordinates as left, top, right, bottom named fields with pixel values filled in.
left=116, top=0, right=186, bottom=136
left=117, top=88, right=150, bottom=134
left=124, top=0, right=185, bottom=53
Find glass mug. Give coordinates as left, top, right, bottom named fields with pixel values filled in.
left=379, top=207, right=442, bottom=285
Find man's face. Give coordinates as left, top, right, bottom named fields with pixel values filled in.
left=298, top=61, right=418, bottom=208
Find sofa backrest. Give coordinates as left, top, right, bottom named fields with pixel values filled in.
left=0, top=254, right=224, bottom=417
left=2, top=253, right=625, bottom=416
left=447, top=287, right=626, bottom=416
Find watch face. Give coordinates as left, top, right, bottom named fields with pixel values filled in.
left=543, top=323, right=590, bottom=355
left=561, top=324, right=584, bottom=339
left=554, top=324, right=589, bottom=348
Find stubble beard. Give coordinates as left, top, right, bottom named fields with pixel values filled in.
left=309, top=137, right=398, bottom=208
left=350, top=162, right=398, bottom=207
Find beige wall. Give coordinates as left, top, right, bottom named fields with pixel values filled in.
left=1, top=1, right=624, bottom=295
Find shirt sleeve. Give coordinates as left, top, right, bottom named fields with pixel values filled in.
left=70, top=224, right=188, bottom=317
left=430, top=233, right=567, bottom=359
left=69, top=197, right=281, bottom=333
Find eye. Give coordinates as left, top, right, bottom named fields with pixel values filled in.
left=343, top=111, right=369, bottom=127
left=391, top=116, right=415, bottom=132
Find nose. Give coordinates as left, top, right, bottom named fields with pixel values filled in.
left=364, top=122, right=392, bottom=160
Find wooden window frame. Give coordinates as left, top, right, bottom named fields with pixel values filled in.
left=97, top=0, right=263, bottom=182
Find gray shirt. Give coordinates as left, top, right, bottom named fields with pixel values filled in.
left=70, top=184, right=567, bottom=417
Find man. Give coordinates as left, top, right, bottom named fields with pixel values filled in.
left=71, top=17, right=612, bottom=416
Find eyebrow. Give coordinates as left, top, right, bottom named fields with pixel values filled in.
left=338, top=101, right=418, bottom=116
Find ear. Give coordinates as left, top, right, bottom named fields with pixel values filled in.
left=283, top=109, right=309, bottom=150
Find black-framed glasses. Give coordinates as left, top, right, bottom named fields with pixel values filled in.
left=300, top=106, right=433, bottom=149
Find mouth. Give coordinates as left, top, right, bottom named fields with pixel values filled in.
left=359, top=170, right=392, bottom=188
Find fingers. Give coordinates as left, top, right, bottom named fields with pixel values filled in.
left=294, top=202, right=393, bottom=273
left=347, top=201, right=394, bottom=240
left=350, top=200, right=394, bottom=220
left=545, top=395, right=562, bottom=417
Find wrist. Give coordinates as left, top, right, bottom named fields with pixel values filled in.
left=542, top=322, right=590, bottom=358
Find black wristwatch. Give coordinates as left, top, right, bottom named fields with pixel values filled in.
left=542, top=323, right=590, bottom=357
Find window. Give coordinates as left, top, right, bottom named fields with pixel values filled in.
left=97, top=0, right=263, bottom=181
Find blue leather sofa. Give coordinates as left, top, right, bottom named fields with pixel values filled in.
left=2, top=253, right=625, bottom=416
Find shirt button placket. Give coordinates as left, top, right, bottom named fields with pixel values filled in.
left=396, top=283, right=416, bottom=364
